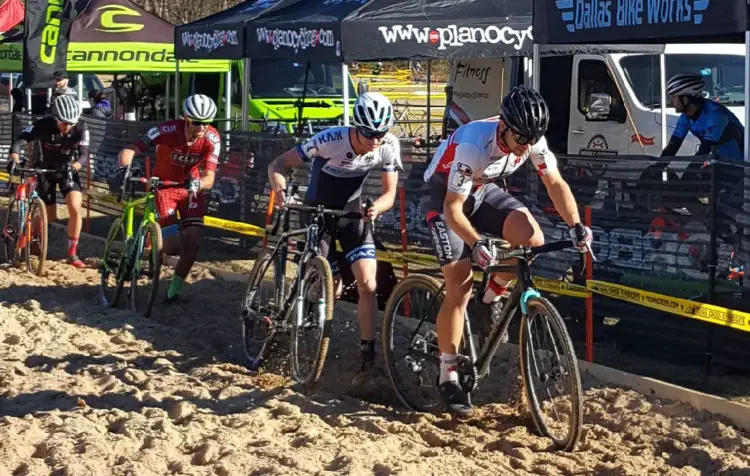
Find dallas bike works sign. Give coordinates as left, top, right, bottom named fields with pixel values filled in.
left=533, top=0, right=738, bottom=44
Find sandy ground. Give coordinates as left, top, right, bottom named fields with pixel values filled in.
left=0, top=229, right=749, bottom=475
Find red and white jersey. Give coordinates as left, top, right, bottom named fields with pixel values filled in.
left=135, top=120, right=221, bottom=182
left=423, top=116, right=557, bottom=195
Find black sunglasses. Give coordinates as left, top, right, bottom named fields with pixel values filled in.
left=503, top=127, right=537, bottom=146
left=189, top=119, right=212, bottom=126
left=357, top=127, right=387, bottom=140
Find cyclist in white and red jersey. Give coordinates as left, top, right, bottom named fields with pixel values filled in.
left=423, top=85, right=593, bottom=416
left=116, top=94, right=220, bottom=302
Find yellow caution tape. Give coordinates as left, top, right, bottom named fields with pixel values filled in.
left=204, top=216, right=265, bottom=237
left=533, top=277, right=590, bottom=298
left=587, top=280, right=750, bottom=333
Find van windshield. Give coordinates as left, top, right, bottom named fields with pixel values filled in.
left=620, top=54, right=745, bottom=108
left=250, top=60, right=355, bottom=99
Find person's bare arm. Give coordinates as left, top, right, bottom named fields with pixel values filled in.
left=267, top=148, right=305, bottom=203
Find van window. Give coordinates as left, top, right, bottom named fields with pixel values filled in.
left=250, top=60, right=356, bottom=99
left=578, top=59, right=626, bottom=123
left=192, top=73, right=220, bottom=102
left=621, top=54, right=745, bottom=108
left=232, top=63, right=242, bottom=104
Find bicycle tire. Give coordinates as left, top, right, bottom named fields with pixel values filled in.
left=289, top=254, right=334, bottom=388
left=24, top=196, right=47, bottom=276
left=131, top=222, right=163, bottom=317
left=519, top=296, right=583, bottom=452
left=382, top=273, right=445, bottom=412
left=240, top=249, right=280, bottom=370
left=100, top=217, right=127, bottom=308
left=0, top=197, right=18, bottom=264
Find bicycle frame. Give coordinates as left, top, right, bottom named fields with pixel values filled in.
left=261, top=205, right=326, bottom=328
left=4, top=172, right=43, bottom=253
left=401, top=241, right=576, bottom=381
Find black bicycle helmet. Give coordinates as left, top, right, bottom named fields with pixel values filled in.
left=500, top=85, right=550, bottom=142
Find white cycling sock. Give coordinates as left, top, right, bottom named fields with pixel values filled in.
left=439, top=352, right=459, bottom=384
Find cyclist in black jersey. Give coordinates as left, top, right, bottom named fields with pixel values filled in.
left=267, top=92, right=400, bottom=385
left=7, top=95, right=90, bottom=268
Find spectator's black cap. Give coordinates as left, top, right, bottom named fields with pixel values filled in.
left=53, top=70, right=69, bottom=80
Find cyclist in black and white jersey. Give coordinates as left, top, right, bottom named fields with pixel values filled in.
left=268, top=92, right=400, bottom=384
left=7, top=95, right=90, bottom=268
left=423, top=85, right=593, bottom=416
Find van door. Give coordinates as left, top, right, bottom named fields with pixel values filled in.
left=569, top=56, right=632, bottom=156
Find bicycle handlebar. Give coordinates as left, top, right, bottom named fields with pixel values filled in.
left=14, top=167, right=56, bottom=175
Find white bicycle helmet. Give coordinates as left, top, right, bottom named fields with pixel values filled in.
left=183, top=94, right=217, bottom=122
left=666, top=73, right=705, bottom=97
left=52, top=94, right=81, bottom=124
left=353, top=92, right=394, bottom=133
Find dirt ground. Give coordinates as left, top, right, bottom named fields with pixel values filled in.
left=0, top=227, right=749, bottom=475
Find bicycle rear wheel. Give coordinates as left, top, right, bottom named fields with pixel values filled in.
left=382, top=274, right=445, bottom=412
left=25, top=197, right=47, bottom=276
left=100, top=217, right=127, bottom=308
left=241, top=250, right=283, bottom=371
left=289, top=254, right=334, bottom=388
left=0, top=197, right=19, bottom=264
left=519, top=296, right=583, bottom=452
left=131, top=222, right=163, bottom=317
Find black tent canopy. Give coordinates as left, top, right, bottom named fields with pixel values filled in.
left=533, top=0, right=748, bottom=45
left=245, top=0, right=368, bottom=62
left=341, top=0, right=533, bottom=60
left=174, top=0, right=300, bottom=59
left=340, top=0, right=663, bottom=61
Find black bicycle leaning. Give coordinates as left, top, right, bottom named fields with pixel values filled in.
left=382, top=239, right=593, bottom=451
left=240, top=182, right=371, bottom=388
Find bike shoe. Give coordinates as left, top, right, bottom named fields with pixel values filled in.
left=351, top=342, right=377, bottom=387
left=67, top=255, right=86, bottom=269
left=437, top=379, right=474, bottom=418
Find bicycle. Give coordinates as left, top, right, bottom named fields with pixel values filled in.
left=382, top=239, right=593, bottom=451
left=99, top=166, right=183, bottom=317
left=240, top=182, right=371, bottom=388
left=1, top=163, right=52, bottom=276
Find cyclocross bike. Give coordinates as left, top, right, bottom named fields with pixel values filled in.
left=382, top=239, right=594, bottom=452
left=1, top=163, right=52, bottom=276
left=99, top=166, right=183, bottom=317
left=241, top=182, right=371, bottom=388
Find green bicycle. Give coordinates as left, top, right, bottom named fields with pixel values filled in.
left=99, top=167, right=182, bottom=317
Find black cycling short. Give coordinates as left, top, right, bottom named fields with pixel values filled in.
left=300, top=197, right=375, bottom=276
left=421, top=177, right=526, bottom=267
left=38, top=170, right=82, bottom=205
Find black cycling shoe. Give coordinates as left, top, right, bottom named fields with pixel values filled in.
left=351, top=340, right=377, bottom=386
left=437, top=379, right=474, bottom=418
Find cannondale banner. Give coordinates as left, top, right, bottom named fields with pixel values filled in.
left=23, top=0, right=77, bottom=87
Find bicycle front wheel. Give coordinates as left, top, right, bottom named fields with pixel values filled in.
left=25, top=197, right=47, bottom=276
left=289, top=254, right=334, bottom=388
left=0, top=197, right=19, bottom=264
left=519, top=296, right=583, bottom=452
left=100, top=217, right=128, bottom=308
left=131, top=222, right=163, bottom=317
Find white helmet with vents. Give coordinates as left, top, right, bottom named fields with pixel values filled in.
left=183, top=94, right=217, bottom=122
left=353, top=92, right=394, bottom=133
left=52, top=95, right=81, bottom=124
left=666, top=73, right=705, bottom=97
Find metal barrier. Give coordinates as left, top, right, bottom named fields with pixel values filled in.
left=1, top=111, right=749, bottom=375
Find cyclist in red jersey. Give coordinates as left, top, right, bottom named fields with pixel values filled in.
left=116, top=94, right=220, bottom=302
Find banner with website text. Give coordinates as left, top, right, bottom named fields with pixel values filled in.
left=23, top=0, right=77, bottom=87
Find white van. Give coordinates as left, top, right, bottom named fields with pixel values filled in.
left=446, top=44, right=746, bottom=158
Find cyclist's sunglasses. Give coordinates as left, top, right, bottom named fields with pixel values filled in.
left=56, top=119, right=77, bottom=126
left=503, top=127, right=537, bottom=146
left=357, top=127, right=388, bottom=140
left=189, top=118, right=213, bottom=126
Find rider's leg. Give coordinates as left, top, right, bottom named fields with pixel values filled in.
left=169, top=218, right=203, bottom=299
left=350, top=256, right=378, bottom=341
left=161, top=223, right=181, bottom=256
left=62, top=173, right=84, bottom=267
